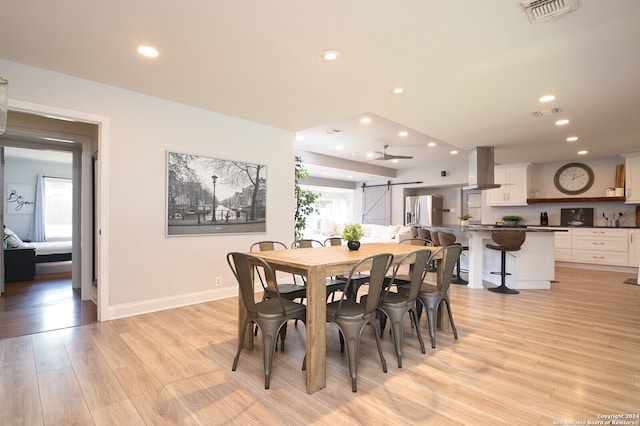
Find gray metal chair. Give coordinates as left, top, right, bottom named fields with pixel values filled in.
left=325, top=252, right=394, bottom=392
left=291, top=239, right=324, bottom=249
left=436, top=231, right=468, bottom=285
left=362, top=249, right=433, bottom=367
left=250, top=240, right=306, bottom=349
left=227, top=252, right=306, bottom=389
left=291, top=239, right=346, bottom=302
left=415, top=245, right=462, bottom=348
left=324, top=237, right=343, bottom=246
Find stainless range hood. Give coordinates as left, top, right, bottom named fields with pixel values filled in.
left=463, top=146, right=501, bottom=190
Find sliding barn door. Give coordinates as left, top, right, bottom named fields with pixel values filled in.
left=362, top=185, right=390, bottom=225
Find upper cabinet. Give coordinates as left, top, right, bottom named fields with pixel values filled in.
left=486, top=163, right=531, bottom=206
left=624, top=153, right=640, bottom=204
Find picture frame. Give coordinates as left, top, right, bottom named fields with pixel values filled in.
left=560, top=208, right=594, bottom=227
left=166, top=151, right=266, bottom=236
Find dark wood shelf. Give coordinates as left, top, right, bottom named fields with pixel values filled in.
left=527, top=196, right=626, bottom=204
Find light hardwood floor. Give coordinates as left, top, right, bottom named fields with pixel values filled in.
left=1, top=266, right=638, bottom=425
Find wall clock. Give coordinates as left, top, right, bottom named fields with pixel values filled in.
left=553, top=162, right=594, bottom=195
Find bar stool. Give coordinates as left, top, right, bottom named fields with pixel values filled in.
left=485, top=231, right=526, bottom=294
left=436, top=232, right=468, bottom=285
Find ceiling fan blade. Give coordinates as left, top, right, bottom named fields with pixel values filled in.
left=387, top=154, right=414, bottom=160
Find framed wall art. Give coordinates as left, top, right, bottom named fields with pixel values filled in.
left=166, top=151, right=266, bottom=236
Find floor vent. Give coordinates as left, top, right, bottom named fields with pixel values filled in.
left=522, top=0, right=578, bottom=23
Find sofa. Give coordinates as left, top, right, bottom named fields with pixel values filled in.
left=304, top=222, right=411, bottom=244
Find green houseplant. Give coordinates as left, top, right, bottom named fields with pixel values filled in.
left=457, top=214, right=472, bottom=226
left=294, top=156, right=321, bottom=240
left=342, top=223, right=364, bottom=251
left=502, top=215, right=522, bottom=226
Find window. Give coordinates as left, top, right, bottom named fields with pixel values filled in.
left=300, top=185, right=354, bottom=232
left=44, top=177, right=73, bottom=239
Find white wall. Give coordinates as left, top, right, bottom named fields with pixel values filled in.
left=1, top=60, right=295, bottom=318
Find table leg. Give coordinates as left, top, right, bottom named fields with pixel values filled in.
left=305, top=265, right=327, bottom=394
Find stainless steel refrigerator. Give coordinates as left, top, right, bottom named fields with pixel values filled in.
left=405, top=195, right=443, bottom=226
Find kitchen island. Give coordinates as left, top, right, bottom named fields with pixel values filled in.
left=427, top=225, right=565, bottom=290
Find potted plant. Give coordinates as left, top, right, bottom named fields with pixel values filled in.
left=502, top=215, right=522, bottom=226
left=458, top=214, right=472, bottom=226
left=342, top=223, right=364, bottom=251
left=294, top=156, right=321, bottom=240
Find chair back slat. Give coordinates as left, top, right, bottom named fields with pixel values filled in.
left=433, top=245, right=463, bottom=293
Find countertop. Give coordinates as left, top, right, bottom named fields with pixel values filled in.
left=426, top=224, right=565, bottom=232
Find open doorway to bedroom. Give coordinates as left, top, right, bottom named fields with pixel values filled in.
left=0, top=111, right=98, bottom=339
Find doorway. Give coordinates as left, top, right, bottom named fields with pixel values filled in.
left=0, top=110, right=99, bottom=338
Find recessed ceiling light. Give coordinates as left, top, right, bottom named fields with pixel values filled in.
left=319, top=49, right=340, bottom=61
left=360, top=117, right=371, bottom=124
left=399, top=131, right=408, bottom=137
left=555, top=119, right=569, bottom=125
left=578, top=150, right=588, bottom=155
left=566, top=136, right=578, bottom=142
left=392, top=159, right=399, bottom=163
left=539, top=95, right=556, bottom=102
left=137, top=45, right=159, bottom=58
left=428, top=142, right=436, bottom=147
left=450, top=150, right=458, bottom=155
left=366, top=153, right=374, bottom=158
left=336, top=145, right=343, bottom=150
left=392, top=87, right=404, bottom=95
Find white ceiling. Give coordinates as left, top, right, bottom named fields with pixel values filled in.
left=2, top=1, right=639, bottom=182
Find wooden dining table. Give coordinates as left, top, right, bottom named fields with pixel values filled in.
left=243, top=242, right=438, bottom=394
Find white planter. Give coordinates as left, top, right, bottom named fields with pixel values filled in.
left=460, top=220, right=469, bottom=226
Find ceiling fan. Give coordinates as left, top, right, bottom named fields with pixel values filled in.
left=370, top=144, right=414, bottom=161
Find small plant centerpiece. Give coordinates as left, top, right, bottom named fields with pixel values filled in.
left=502, top=215, right=522, bottom=226
left=342, top=223, right=364, bottom=251
left=458, top=214, right=472, bottom=226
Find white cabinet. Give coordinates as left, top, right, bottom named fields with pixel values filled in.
left=571, top=228, right=628, bottom=267
left=629, top=230, right=640, bottom=267
left=486, top=163, right=530, bottom=206
left=554, top=228, right=572, bottom=262
left=624, top=153, right=640, bottom=204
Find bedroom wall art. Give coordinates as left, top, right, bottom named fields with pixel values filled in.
left=166, top=151, right=266, bottom=236
left=6, top=183, right=36, bottom=215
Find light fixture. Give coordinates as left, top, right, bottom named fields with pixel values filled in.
left=392, top=87, right=404, bottom=95
left=539, top=94, right=556, bottom=102
left=428, top=142, right=436, bottom=147
left=360, top=117, right=371, bottom=124
left=335, top=145, right=343, bottom=150
left=566, top=136, right=578, bottom=142
left=137, top=45, right=159, bottom=58
left=450, top=150, right=458, bottom=155
left=399, top=131, right=408, bottom=137
left=555, top=119, right=569, bottom=125
left=578, top=150, right=588, bottom=155
left=319, top=49, right=340, bottom=61
left=0, top=76, right=8, bottom=135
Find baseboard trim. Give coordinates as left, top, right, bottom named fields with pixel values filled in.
left=107, top=287, right=237, bottom=320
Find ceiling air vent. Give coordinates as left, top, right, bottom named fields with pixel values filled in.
left=531, top=107, right=561, bottom=117
left=325, top=129, right=344, bottom=135
left=522, top=0, right=578, bottom=23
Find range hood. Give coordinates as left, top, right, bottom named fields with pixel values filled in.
left=463, top=146, right=501, bottom=190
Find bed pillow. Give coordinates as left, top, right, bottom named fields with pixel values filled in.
left=4, top=228, right=24, bottom=248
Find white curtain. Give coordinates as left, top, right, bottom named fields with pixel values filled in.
left=29, top=174, right=46, bottom=242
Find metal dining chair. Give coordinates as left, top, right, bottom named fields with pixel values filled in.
left=362, top=249, right=433, bottom=367
left=414, top=245, right=463, bottom=348
left=250, top=240, right=306, bottom=350
left=227, top=252, right=306, bottom=389
left=324, top=252, right=394, bottom=392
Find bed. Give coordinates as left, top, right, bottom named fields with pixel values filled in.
left=24, top=240, right=73, bottom=263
